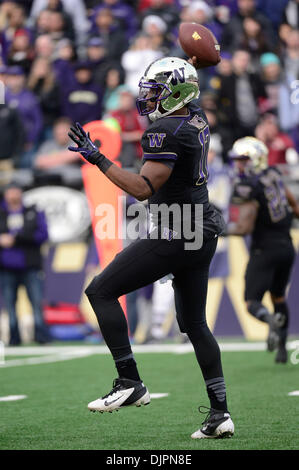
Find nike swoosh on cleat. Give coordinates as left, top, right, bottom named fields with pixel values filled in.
left=104, top=395, right=124, bottom=407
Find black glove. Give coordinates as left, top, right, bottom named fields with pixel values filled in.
left=68, top=122, right=112, bottom=173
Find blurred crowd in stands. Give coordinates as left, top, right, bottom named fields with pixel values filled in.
left=0, top=0, right=298, bottom=174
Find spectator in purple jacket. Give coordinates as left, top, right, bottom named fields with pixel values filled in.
left=0, top=181, right=50, bottom=345
left=51, top=38, right=77, bottom=88
left=59, top=61, right=104, bottom=124
left=85, top=36, right=121, bottom=88
left=5, top=66, right=43, bottom=168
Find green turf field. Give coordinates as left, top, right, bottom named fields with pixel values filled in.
left=0, top=343, right=299, bottom=451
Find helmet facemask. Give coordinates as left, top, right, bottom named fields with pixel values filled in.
left=136, top=79, right=171, bottom=117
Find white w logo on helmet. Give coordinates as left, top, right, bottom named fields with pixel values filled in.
left=163, top=67, right=186, bottom=86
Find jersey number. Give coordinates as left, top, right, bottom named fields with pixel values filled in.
left=197, top=126, right=209, bottom=185
left=188, top=115, right=209, bottom=186
left=264, top=179, right=287, bottom=222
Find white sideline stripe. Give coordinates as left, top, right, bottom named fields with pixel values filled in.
left=3, top=341, right=297, bottom=356
left=0, top=341, right=297, bottom=368
left=288, top=391, right=299, bottom=396
left=0, top=395, right=27, bottom=402
left=3, top=346, right=107, bottom=356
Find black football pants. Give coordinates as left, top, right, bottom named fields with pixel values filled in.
left=85, top=234, right=224, bottom=381
left=245, top=240, right=295, bottom=301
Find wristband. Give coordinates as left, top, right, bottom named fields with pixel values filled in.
left=95, top=152, right=113, bottom=174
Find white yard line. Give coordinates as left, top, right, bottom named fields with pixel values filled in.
left=150, top=393, right=169, bottom=399
left=0, top=395, right=27, bottom=401
left=0, top=350, right=93, bottom=368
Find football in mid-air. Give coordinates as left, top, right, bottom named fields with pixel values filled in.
left=178, top=22, right=221, bottom=68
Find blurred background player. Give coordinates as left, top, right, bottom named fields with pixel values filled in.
left=228, top=137, right=299, bottom=363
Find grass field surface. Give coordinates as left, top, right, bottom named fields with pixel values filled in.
left=0, top=342, right=299, bottom=451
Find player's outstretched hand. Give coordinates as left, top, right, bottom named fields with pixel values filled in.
left=68, top=122, right=102, bottom=165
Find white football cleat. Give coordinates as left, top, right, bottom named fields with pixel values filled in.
left=88, top=377, right=150, bottom=413
left=191, top=407, right=234, bottom=439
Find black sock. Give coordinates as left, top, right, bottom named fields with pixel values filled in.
left=248, top=301, right=271, bottom=323
left=115, top=356, right=141, bottom=382
left=205, top=377, right=228, bottom=412
left=274, top=301, right=289, bottom=329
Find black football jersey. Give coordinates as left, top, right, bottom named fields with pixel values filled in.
left=231, top=166, right=293, bottom=246
left=141, top=99, right=210, bottom=208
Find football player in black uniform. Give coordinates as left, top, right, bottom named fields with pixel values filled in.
left=68, top=57, right=234, bottom=439
left=228, top=137, right=299, bottom=363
